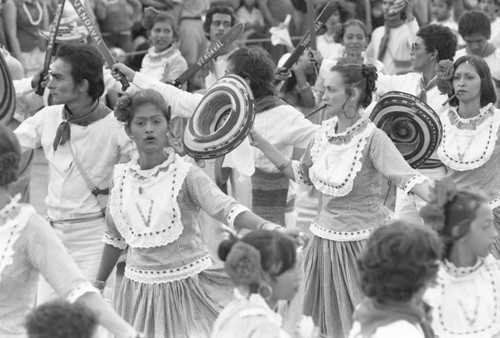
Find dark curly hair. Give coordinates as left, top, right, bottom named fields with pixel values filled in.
left=25, top=300, right=97, bottom=338
left=448, top=55, right=497, bottom=107
left=421, top=190, right=488, bottom=259
left=55, top=44, right=104, bottom=101
left=114, top=89, right=172, bottom=126
left=333, top=19, right=368, bottom=44
left=417, top=24, right=457, bottom=62
left=0, top=124, right=21, bottom=187
left=218, top=230, right=296, bottom=282
left=358, top=221, right=440, bottom=303
left=329, top=63, right=378, bottom=108
left=227, top=46, right=276, bottom=100
left=141, top=7, right=179, bottom=41
left=458, top=10, right=491, bottom=40
left=203, top=6, right=236, bottom=39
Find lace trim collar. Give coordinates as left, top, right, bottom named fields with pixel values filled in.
left=109, top=154, right=191, bottom=248
left=0, top=203, right=35, bottom=282
left=129, top=147, right=176, bottom=180
left=145, top=45, right=179, bottom=63
left=309, top=118, right=375, bottom=197
left=442, top=257, right=485, bottom=278
left=438, top=105, right=500, bottom=171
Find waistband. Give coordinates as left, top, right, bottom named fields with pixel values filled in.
left=180, top=16, right=202, bottom=21
left=47, top=212, right=104, bottom=226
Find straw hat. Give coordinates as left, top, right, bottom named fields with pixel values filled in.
left=369, top=91, right=442, bottom=169
left=39, top=18, right=88, bottom=43
left=183, top=74, right=255, bottom=159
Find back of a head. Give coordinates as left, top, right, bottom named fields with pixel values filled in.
left=458, top=10, right=491, bottom=40
left=55, top=44, right=105, bottom=101
left=25, top=300, right=97, bottom=338
left=417, top=24, right=457, bottom=62
left=0, top=124, right=21, bottom=188
left=358, top=221, right=440, bottom=303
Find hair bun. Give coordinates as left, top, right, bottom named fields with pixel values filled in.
left=217, top=235, right=238, bottom=262
left=361, top=64, right=377, bottom=93
left=114, top=95, right=133, bottom=123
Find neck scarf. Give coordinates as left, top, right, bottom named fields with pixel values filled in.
left=353, top=298, right=434, bottom=338
left=418, top=76, right=437, bottom=103
left=53, top=100, right=111, bottom=151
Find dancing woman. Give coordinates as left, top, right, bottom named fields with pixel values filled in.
left=250, top=62, right=434, bottom=337
left=95, top=89, right=284, bottom=338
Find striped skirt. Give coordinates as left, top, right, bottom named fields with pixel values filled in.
left=302, top=236, right=367, bottom=338
left=116, top=264, right=234, bottom=338
left=251, top=168, right=289, bottom=226
left=491, top=207, right=500, bottom=259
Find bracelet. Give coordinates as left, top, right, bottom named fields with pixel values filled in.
left=277, top=158, right=292, bottom=171
left=259, top=222, right=283, bottom=231
left=91, top=280, right=106, bottom=290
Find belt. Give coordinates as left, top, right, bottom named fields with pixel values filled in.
left=47, top=213, right=104, bottom=226
left=180, top=16, right=202, bottom=21
left=418, top=159, right=444, bottom=169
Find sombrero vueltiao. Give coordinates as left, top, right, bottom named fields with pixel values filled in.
left=183, top=74, right=255, bottom=159
left=0, top=50, right=15, bottom=124
left=369, top=91, right=442, bottom=169
left=39, top=18, right=88, bottom=43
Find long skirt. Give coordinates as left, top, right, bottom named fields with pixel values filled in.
left=491, top=207, right=500, bottom=259
left=302, top=236, right=367, bottom=338
left=116, top=265, right=234, bottom=338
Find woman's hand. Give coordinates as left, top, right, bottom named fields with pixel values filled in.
left=111, top=63, right=136, bottom=83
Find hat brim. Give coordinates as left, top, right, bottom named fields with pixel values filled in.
left=0, top=51, right=15, bottom=124
left=183, top=74, right=255, bottom=159
left=39, top=29, right=88, bottom=43
left=369, top=91, right=442, bottom=169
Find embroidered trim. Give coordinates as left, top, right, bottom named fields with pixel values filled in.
left=66, top=282, right=99, bottom=303
left=109, top=155, right=191, bottom=248
left=309, top=118, right=374, bottom=197
left=125, top=255, right=212, bottom=284
left=402, top=174, right=428, bottom=194
left=0, top=203, right=34, bottom=281
left=226, top=204, right=250, bottom=227
left=438, top=105, right=500, bottom=171
left=292, top=160, right=312, bottom=189
left=443, top=257, right=484, bottom=278
left=310, top=222, right=375, bottom=241
left=129, top=148, right=176, bottom=180
left=102, top=233, right=128, bottom=250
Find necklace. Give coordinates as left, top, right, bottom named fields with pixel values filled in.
left=456, top=137, right=475, bottom=162
left=457, top=296, right=480, bottom=326
left=135, top=200, right=154, bottom=227
left=22, top=2, right=43, bottom=26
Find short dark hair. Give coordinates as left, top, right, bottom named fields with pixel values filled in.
left=203, top=6, right=236, bottom=38
left=25, top=300, right=97, bottom=338
left=417, top=24, right=457, bottom=62
left=458, top=10, right=491, bottom=40
left=0, top=124, right=21, bottom=187
left=227, top=46, right=276, bottom=99
left=142, top=7, right=179, bottom=41
left=114, top=88, right=172, bottom=126
left=448, top=55, right=497, bottom=107
left=329, top=63, right=378, bottom=108
left=358, top=221, right=440, bottom=303
left=55, top=44, right=105, bottom=101
left=218, top=230, right=297, bottom=280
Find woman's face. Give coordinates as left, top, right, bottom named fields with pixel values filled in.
left=452, top=62, right=482, bottom=104
left=461, top=203, right=497, bottom=258
left=268, top=263, right=300, bottom=302
left=150, top=20, right=174, bottom=53
left=342, top=24, right=367, bottom=55
left=322, top=71, right=350, bottom=118
left=126, top=104, right=169, bottom=155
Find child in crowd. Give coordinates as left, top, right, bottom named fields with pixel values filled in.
left=430, top=0, right=464, bottom=47
left=236, top=0, right=265, bottom=43
left=349, top=221, right=439, bottom=338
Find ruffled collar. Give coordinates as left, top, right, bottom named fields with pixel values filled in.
left=448, top=103, right=495, bottom=130
left=145, top=45, right=179, bottom=63
left=325, top=116, right=370, bottom=144
left=129, top=147, right=176, bottom=181
left=443, top=257, right=485, bottom=278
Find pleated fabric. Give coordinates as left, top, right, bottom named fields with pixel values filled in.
left=491, top=207, right=500, bottom=259
left=302, top=236, right=367, bottom=338
left=116, top=265, right=234, bottom=338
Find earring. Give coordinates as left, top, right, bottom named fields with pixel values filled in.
left=258, top=284, right=273, bottom=301
left=344, top=104, right=357, bottom=119
left=130, top=135, right=134, bottom=139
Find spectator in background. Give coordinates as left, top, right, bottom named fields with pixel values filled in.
left=26, top=301, right=98, bottom=338
left=366, top=0, right=419, bottom=75
left=236, top=0, right=265, bottom=44
left=478, top=0, right=500, bottom=48
left=315, top=0, right=350, bottom=63
left=430, top=0, right=463, bottom=48
left=3, top=0, right=49, bottom=77
left=95, top=0, right=142, bottom=53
